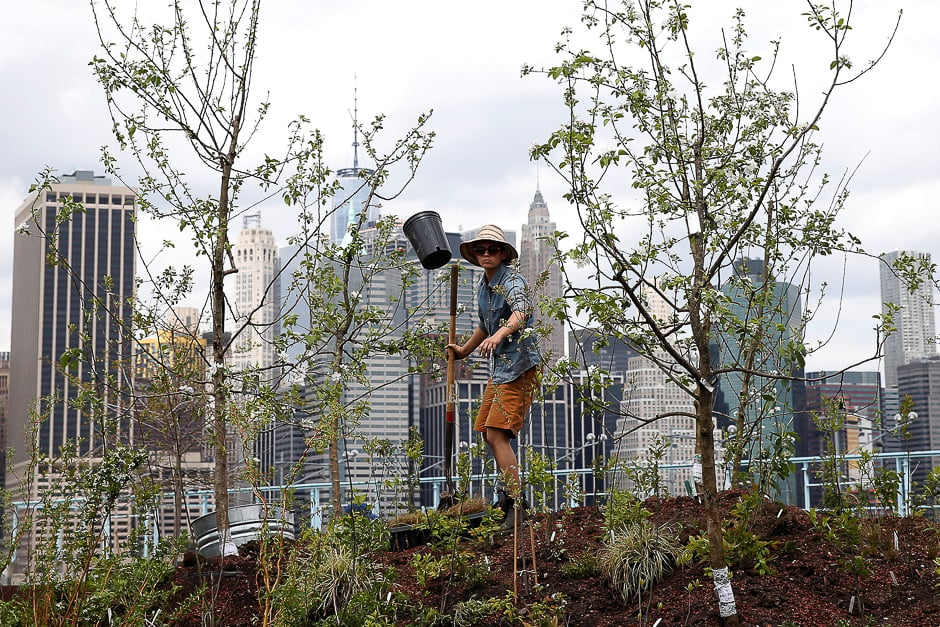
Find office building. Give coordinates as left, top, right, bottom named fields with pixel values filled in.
left=330, top=167, right=378, bottom=245
left=131, top=307, right=219, bottom=538
left=8, top=170, right=136, bottom=472
left=7, top=170, right=136, bottom=578
left=803, top=371, right=882, bottom=457
left=418, top=366, right=621, bottom=510
left=617, top=347, right=699, bottom=497
left=802, top=371, right=882, bottom=504
left=272, top=221, right=422, bottom=515
left=714, top=259, right=803, bottom=435
left=0, top=352, right=8, bottom=493
left=880, top=251, right=936, bottom=412
left=713, top=258, right=805, bottom=503
left=894, top=357, right=940, bottom=488
left=568, top=328, right=638, bottom=374
left=230, top=213, right=281, bottom=375
left=520, top=187, right=565, bottom=360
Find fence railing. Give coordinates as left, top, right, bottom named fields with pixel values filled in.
left=9, top=450, right=940, bottom=550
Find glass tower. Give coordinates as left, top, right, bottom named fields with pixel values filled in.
left=9, top=170, right=136, bottom=476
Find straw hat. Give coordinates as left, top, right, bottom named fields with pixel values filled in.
left=459, top=225, right=519, bottom=267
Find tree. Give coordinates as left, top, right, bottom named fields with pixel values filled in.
left=276, top=205, right=443, bottom=518
left=133, top=323, right=209, bottom=539
left=529, top=1, right=899, bottom=622
left=89, top=0, right=435, bottom=546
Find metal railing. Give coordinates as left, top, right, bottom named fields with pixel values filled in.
left=8, top=450, right=940, bottom=551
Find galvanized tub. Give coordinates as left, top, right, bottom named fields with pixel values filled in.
left=191, top=504, right=296, bottom=557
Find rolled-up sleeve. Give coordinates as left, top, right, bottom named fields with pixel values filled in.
left=503, top=275, right=532, bottom=317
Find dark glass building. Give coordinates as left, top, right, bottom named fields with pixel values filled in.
left=8, top=170, right=136, bottom=484
left=895, top=357, right=940, bottom=488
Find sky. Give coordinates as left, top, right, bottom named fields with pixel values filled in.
left=1, top=0, right=938, bottom=375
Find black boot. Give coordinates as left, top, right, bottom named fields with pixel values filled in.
left=496, top=491, right=528, bottom=532
left=496, top=489, right=513, bottom=516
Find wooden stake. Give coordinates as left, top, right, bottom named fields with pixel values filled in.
left=529, top=522, right=539, bottom=586
left=512, top=507, right=519, bottom=600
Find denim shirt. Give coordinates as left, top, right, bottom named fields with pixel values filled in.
left=477, top=262, right=541, bottom=384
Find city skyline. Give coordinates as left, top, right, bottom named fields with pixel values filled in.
left=2, top=1, right=940, bottom=377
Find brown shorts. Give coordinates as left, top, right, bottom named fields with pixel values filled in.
left=473, top=367, right=539, bottom=438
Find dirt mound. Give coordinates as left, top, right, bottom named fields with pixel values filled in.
left=165, top=492, right=940, bottom=626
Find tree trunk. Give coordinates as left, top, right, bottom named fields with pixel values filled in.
left=690, top=228, right=739, bottom=624
left=329, top=437, right=342, bottom=518
left=328, top=338, right=347, bottom=518
left=697, top=385, right=739, bottom=625
left=174, top=435, right=184, bottom=540
left=212, top=148, right=236, bottom=546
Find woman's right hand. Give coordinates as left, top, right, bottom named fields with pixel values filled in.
left=445, top=343, right=465, bottom=360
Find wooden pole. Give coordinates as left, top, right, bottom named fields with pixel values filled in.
left=443, top=263, right=458, bottom=500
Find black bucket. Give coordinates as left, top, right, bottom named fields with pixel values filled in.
left=403, top=211, right=452, bottom=269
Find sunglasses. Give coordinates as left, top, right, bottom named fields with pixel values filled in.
left=473, top=245, right=504, bottom=256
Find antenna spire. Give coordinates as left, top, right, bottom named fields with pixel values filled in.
left=352, top=78, right=360, bottom=171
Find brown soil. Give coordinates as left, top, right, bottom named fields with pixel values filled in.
left=166, top=490, right=940, bottom=626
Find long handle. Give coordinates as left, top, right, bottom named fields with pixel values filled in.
left=444, top=264, right=458, bottom=495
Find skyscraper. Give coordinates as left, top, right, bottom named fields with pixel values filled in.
left=880, top=251, right=936, bottom=393
left=271, top=221, right=424, bottom=514
left=8, top=170, right=136, bottom=480
left=0, top=352, right=9, bottom=492
left=230, top=213, right=281, bottom=374
left=713, top=258, right=804, bottom=503
left=329, top=93, right=378, bottom=245
left=568, top=328, right=638, bottom=374
left=802, top=370, right=882, bottom=505
left=7, top=171, right=136, bottom=579
left=330, top=167, right=378, bottom=245
left=895, top=357, right=940, bottom=488
left=618, top=347, right=699, bottom=496
left=519, top=188, right=565, bottom=360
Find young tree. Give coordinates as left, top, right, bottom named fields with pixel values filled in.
left=276, top=200, right=442, bottom=518
left=133, top=324, right=209, bottom=539
left=89, top=0, right=435, bottom=546
left=529, top=1, right=899, bottom=622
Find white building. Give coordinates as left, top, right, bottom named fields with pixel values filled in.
left=519, top=187, right=565, bottom=360
left=617, top=348, right=699, bottom=497
left=231, top=213, right=281, bottom=375
left=880, top=250, right=936, bottom=392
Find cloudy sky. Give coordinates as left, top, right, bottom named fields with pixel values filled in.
left=1, top=1, right=938, bottom=375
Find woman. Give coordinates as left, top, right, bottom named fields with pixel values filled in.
left=446, top=224, right=541, bottom=531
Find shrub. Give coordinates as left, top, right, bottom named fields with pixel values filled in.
left=601, top=488, right=652, bottom=534
left=560, top=553, right=601, bottom=579
left=601, top=520, right=681, bottom=604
